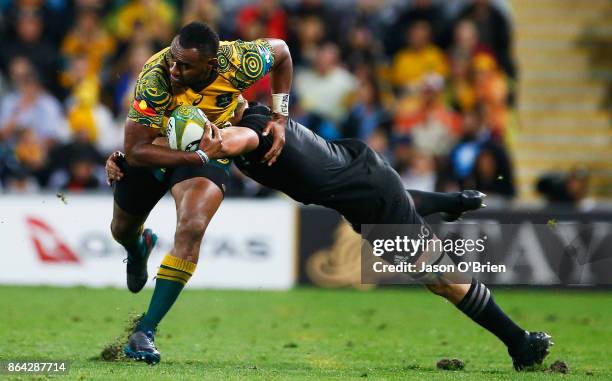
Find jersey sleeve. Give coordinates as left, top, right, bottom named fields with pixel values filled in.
left=218, top=39, right=275, bottom=91
left=127, top=67, right=172, bottom=129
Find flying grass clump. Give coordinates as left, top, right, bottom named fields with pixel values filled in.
left=100, top=313, right=145, bottom=362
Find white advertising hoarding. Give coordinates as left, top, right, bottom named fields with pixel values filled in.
left=0, top=195, right=296, bottom=289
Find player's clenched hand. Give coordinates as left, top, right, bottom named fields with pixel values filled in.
left=198, top=121, right=224, bottom=159
left=262, top=113, right=287, bottom=166
left=105, top=151, right=125, bottom=186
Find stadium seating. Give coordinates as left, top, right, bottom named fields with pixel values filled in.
left=511, top=0, right=612, bottom=200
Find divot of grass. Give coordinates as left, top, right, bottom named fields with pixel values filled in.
left=100, top=312, right=144, bottom=362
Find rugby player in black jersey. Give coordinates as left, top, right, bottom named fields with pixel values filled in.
left=106, top=101, right=552, bottom=370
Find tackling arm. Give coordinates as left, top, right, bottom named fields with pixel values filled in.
left=216, top=127, right=260, bottom=158
left=259, top=38, right=293, bottom=165
left=215, top=96, right=260, bottom=158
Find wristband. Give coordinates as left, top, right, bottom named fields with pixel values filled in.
left=195, top=149, right=209, bottom=166
left=271, top=93, right=289, bottom=116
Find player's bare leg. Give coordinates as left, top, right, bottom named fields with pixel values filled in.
left=125, top=177, right=223, bottom=365
left=110, top=202, right=158, bottom=293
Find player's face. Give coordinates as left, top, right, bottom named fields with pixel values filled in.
left=169, top=38, right=215, bottom=89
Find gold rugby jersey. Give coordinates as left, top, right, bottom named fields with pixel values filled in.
left=127, top=39, right=274, bottom=132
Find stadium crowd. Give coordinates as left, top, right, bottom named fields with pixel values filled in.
left=0, top=0, right=518, bottom=202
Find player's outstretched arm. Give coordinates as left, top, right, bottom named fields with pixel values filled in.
left=214, top=127, right=260, bottom=158
left=262, top=38, right=292, bottom=166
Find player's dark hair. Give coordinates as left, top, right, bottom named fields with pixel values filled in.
left=178, top=22, right=219, bottom=57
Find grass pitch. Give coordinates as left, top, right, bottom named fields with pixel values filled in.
left=0, top=286, right=610, bottom=380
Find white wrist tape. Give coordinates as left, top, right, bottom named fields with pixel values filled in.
left=195, top=149, right=209, bottom=166
left=271, top=93, right=289, bottom=116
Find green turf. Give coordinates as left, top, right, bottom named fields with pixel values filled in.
left=0, top=286, right=610, bottom=380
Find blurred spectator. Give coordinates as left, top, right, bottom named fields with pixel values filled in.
left=181, top=0, right=220, bottom=32
left=295, top=42, right=357, bottom=124
left=448, top=20, right=495, bottom=69
left=286, top=0, right=343, bottom=67
left=395, top=146, right=438, bottom=191
left=112, top=42, right=153, bottom=117
left=60, top=6, right=115, bottom=90
left=392, top=136, right=437, bottom=191
left=472, top=53, right=509, bottom=135
left=339, top=23, right=382, bottom=72
left=446, top=55, right=476, bottom=113
left=13, top=128, right=47, bottom=177
left=448, top=109, right=489, bottom=181
left=389, top=20, right=448, bottom=94
left=0, top=57, right=65, bottom=146
left=64, top=55, right=117, bottom=155
left=446, top=19, right=511, bottom=119
left=1, top=9, right=61, bottom=97
left=338, top=0, right=387, bottom=45
left=59, top=154, right=104, bottom=191
left=287, top=14, right=326, bottom=67
left=294, top=109, right=340, bottom=141
left=384, top=0, right=444, bottom=56
left=465, top=144, right=515, bottom=198
left=2, top=168, right=40, bottom=193
left=448, top=107, right=514, bottom=199
left=61, top=0, right=110, bottom=13
left=288, top=0, right=333, bottom=20
left=110, top=0, right=177, bottom=46
left=394, top=74, right=460, bottom=157
left=47, top=139, right=105, bottom=191
left=235, top=0, right=287, bottom=40
left=451, top=0, right=515, bottom=78
left=341, top=75, right=388, bottom=140
left=537, top=168, right=594, bottom=210
left=1, top=0, right=66, bottom=45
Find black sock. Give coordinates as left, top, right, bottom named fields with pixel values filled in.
left=456, top=279, right=527, bottom=353
left=407, top=190, right=462, bottom=217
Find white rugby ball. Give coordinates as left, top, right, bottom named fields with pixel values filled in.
left=167, top=105, right=208, bottom=151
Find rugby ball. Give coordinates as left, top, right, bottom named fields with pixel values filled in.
left=167, top=105, right=208, bottom=151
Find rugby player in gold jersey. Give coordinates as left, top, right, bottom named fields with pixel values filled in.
left=109, top=22, right=292, bottom=364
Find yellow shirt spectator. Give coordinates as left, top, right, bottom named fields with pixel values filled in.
left=61, top=9, right=116, bottom=88
left=67, top=75, right=101, bottom=142
left=390, top=44, right=448, bottom=91
left=111, top=0, right=177, bottom=44
left=62, top=32, right=115, bottom=75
